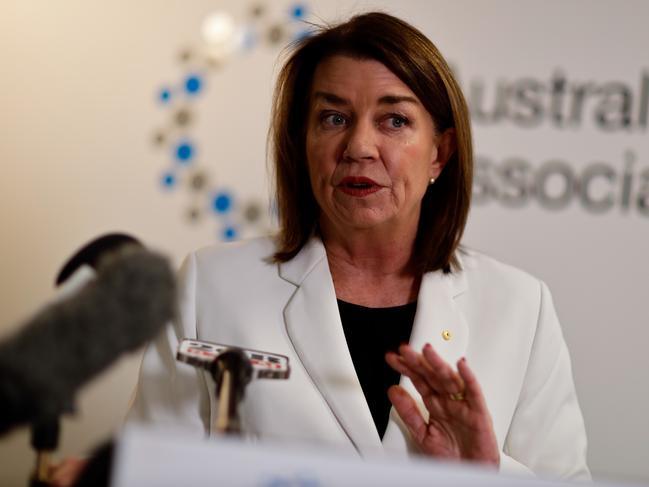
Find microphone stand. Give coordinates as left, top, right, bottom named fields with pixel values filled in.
left=26, top=234, right=140, bottom=486
left=210, top=349, right=253, bottom=435
left=30, top=417, right=60, bottom=487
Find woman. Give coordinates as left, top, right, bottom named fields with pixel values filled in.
left=128, top=11, right=589, bottom=480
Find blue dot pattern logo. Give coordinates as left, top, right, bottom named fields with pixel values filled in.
left=152, top=3, right=311, bottom=241
left=185, top=75, right=203, bottom=95
left=213, top=192, right=232, bottom=213
left=159, top=88, right=172, bottom=103
left=175, top=142, right=194, bottom=163
left=161, top=172, right=176, bottom=188
left=223, top=226, right=238, bottom=241
left=292, top=6, right=305, bottom=19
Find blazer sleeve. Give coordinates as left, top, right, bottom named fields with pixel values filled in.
left=126, top=252, right=211, bottom=435
left=499, top=280, right=590, bottom=480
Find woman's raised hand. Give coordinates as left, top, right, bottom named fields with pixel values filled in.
left=385, top=344, right=500, bottom=467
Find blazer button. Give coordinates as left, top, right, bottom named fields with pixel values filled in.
left=442, top=330, right=452, bottom=341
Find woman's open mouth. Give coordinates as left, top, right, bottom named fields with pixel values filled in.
left=337, top=176, right=382, bottom=197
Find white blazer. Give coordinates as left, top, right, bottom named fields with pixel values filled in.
left=128, top=237, right=589, bottom=480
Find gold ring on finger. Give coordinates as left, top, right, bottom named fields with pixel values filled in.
left=448, top=391, right=465, bottom=401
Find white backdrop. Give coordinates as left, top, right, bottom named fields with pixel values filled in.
left=0, top=1, right=647, bottom=485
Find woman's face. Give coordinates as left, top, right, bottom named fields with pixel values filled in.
left=306, top=55, right=453, bottom=237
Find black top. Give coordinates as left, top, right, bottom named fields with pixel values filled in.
left=337, top=299, right=417, bottom=439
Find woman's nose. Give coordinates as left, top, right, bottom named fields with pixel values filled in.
left=342, top=119, right=379, bottom=162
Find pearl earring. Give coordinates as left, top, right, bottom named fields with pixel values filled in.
left=429, top=177, right=436, bottom=185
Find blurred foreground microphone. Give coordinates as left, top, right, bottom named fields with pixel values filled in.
left=0, top=234, right=176, bottom=435
left=177, top=339, right=290, bottom=434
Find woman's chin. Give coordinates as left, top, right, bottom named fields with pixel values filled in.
left=330, top=210, right=402, bottom=233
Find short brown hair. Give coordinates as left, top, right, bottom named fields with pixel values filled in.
left=270, top=12, right=472, bottom=273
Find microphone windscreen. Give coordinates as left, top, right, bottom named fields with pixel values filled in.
left=55, top=233, right=142, bottom=286
left=0, top=247, right=176, bottom=432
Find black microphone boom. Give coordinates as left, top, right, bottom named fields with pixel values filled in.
left=0, top=247, right=176, bottom=434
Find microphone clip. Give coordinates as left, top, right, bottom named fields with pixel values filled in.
left=176, top=339, right=291, bottom=436
left=210, top=349, right=253, bottom=435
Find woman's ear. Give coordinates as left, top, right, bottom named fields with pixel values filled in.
left=431, top=128, right=457, bottom=178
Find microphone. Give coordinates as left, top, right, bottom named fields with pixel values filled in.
left=211, top=349, right=253, bottom=434
left=177, top=339, right=291, bottom=379
left=55, top=233, right=142, bottom=287
left=0, top=245, right=176, bottom=435
left=177, top=339, right=290, bottom=434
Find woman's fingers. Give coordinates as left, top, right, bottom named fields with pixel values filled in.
left=397, top=344, right=464, bottom=397
left=384, top=350, right=411, bottom=376
left=457, top=357, right=488, bottom=413
left=387, top=347, right=486, bottom=423
left=398, top=345, right=447, bottom=393
left=387, top=385, right=427, bottom=443
left=423, top=344, right=465, bottom=394
left=386, top=351, right=436, bottom=398
left=388, top=351, right=499, bottom=465
left=387, top=351, right=460, bottom=420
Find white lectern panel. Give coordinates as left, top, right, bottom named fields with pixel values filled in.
left=111, top=426, right=612, bottom=487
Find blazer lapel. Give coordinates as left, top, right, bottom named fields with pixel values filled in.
left=382, top=261, right=469, bottom=452
left=279, top=239, right=382, bottom=454
left=409, top=264, right=469, bottom=364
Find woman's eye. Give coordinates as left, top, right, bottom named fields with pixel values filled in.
left=322, top=113, right=347, bottom=127
left=387, top=115, right=408, bottom=129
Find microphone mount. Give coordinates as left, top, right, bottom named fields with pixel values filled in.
left=210, top=349, right=253, bottom=434
left=176, top=338, right=291, bottom=436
